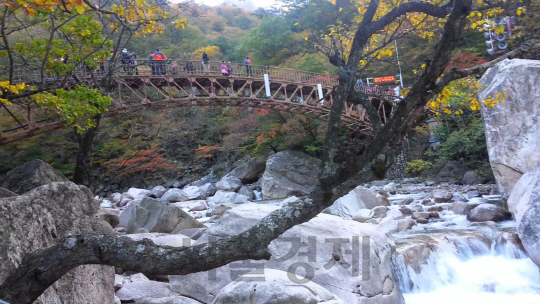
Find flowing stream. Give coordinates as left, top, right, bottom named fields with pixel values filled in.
left=390, top=203, right=540, bottom=304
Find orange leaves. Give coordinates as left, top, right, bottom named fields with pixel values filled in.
left=195, top=146, right=221, bottom=159
left=107, top=148, right=177, bottom=175
left=446, top=52, right=487, bottom=70
left=256, top=133, right=265, bottom=144
left=254, top=108, right=269, bottom=116
left=195, top=145, right=221, bottom=154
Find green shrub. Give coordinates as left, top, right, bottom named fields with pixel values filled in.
left=434, top=117, right=487, bottom=163
left=405, top=159, right=433, bottom=176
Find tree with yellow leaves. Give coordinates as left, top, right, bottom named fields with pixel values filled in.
left=0, top=0, right=187, bottom=184
left=192, top=45, right=221, bottom=58
left=1, top=0, right=538, bottom=302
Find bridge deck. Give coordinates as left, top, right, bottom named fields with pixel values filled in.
left=0, top=60, right=398, bottom=144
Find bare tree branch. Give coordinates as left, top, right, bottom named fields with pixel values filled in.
left=0, top=193, right=338, bottom=304
left=1, top=7, right=14, bottom=82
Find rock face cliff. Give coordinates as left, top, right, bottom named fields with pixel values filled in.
left=261, top=150, right=321, bottom=199
left=508, top=169, right=540, bottom=268
left=0, top=161, right=115, bottom=304
left=0, top=159, right=68, bottom=194
left=478, top=59, right=540, bottom=195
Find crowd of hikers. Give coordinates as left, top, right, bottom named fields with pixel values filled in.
left=97, top=48, right=255, bottom=77
left=94, top=49, right=398, bottom=97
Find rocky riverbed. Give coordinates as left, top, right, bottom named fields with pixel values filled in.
left=94, top=161, right=540, bottom=304
left=2, top=156, right=540, bottom=304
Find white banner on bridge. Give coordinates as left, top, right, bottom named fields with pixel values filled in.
left=317, top=84, right=323, bottom=103
left=264, top=74, right=271, bottom=97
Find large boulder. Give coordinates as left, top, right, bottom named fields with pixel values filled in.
left=379, top=218, right=416, bottom=233
left=0, top=182, right=114, bottom=303
left=261, top=150, right=321, bottom=199
left=152, top=185, right=167, bottom=198
left=182, top=185, right=205, bottom=200
left=199, top=183, right=217, bottom=197
left=207, top=190, right=250, bottom=204
left=383, top=183, right=397, bottom=195
left=216, top=174, right=242, bottom=192
left=228, top=157, right=266, bottom=183
left=438, top=161, right=464, bottom=179
left=325, top=186, right=385, bottom=219
left=126, top=187, right=153, bottom=200
left=0, top=187, right=17, bottom=198
left=432, top=189, right=452, bottom=203
left=325, top=192, right=364, bottom=219
left=98, top=208, right=120, bottom=228
left=119, top=197, right=203, bottom=233
left=508, top=169, right=540, bottom=267
left=116, top=280, right=198, bottom=303
left=238, top=186, right=254, bottom=200
left=213, top=269, right=345, bottom=304
left=170, top=203, right=404, bottom=304
left=462, top=170, right=484, bottom=185
left=137, top=295, right=202, bottom=304
left=161, top=188, right=189, bottom=203
left=466, top=203, right=511, bottom=222
left=0, top=159, right=67, bottom=194
left=352, top=209, right=374, bottom=223
left=478, top=59, right=540, bottom=195
left=450, top=201, right=479, bottom=215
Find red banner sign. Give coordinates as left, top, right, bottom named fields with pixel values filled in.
left=374, top=75, right=395, bottom=83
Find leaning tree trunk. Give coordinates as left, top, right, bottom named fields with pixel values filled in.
left=73, top=115, right=101, bottom=185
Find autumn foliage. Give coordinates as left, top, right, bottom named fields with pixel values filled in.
left=105, top=148, right=177, bottom=175
left=195, top=146, right=221, bottom=159
left=446, top=52, right=488, bottom=70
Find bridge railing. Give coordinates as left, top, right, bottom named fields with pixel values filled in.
left=115, top=59, right=340, bottom=87
left=3, top=59, right=340, bottom=87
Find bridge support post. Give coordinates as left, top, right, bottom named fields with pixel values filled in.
left=317, top=84, right=324, bottom=103
left=263, top=74, right=271, bottom=97
left=28, top=106, right=36, bottom=130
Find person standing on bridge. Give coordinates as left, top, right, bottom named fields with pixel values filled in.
left=227, top=61, right=233, bottom=76
left=186, top=61, right=195, bottom=74
left=121, top=48, right=131, bottom=74
left=171, top=61, right=178, bottom=75
left=148, top=54, right=156, bottom=75
left=130, top=51, right=138, bottom=75
left=244, top=56, right=252, bottom=77
left=152, top=49, right=167, bottom=75
left=356, top=78, right=364, bottom=92
left=202, top=52, right=210, bottom=72
left=221, top=61, right=228, bottom=76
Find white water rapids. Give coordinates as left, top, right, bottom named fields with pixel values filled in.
left=392, top=217, right=540, bottom=304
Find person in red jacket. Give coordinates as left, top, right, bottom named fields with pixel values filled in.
left=152, top=49, right=167, bottom=75
left=244, top=56, right=252, bottom=77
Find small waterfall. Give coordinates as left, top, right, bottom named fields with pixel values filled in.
left=393, top=233, right=540, bottom=304
left=253, top=189, right=262, bottom=201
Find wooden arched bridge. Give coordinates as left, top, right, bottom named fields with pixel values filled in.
left=0, top=60, right=399, bottom=145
